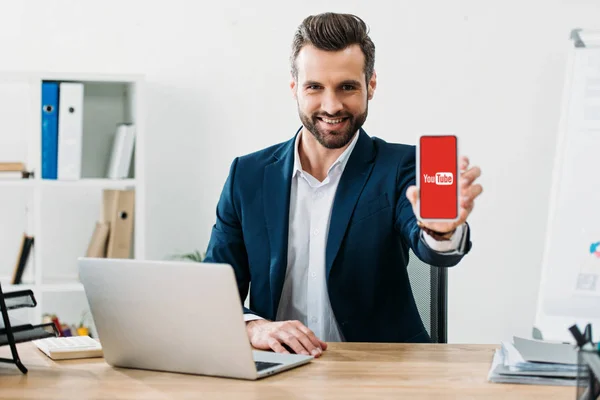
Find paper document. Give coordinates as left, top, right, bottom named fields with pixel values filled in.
left=487, top=338, right=585, bottom=386
left=487, top=350, right=578, bottom=386
left=512, top=336, right=578, bottom=365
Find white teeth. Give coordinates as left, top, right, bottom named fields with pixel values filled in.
left=322, top=118, right=343, bottom=124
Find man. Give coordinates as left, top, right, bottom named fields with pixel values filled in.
left=204, top=12, right=483, bottom=357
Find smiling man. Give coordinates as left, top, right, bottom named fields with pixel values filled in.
left=204, top=12, right=483, bottom=357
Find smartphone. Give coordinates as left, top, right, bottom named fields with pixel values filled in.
left=416, top=135, right=459, bottom=222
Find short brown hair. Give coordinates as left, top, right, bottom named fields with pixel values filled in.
left=290, top=12, right=375, bottom=82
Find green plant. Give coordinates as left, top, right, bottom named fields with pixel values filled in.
left=171, top=250, right=205, bottom=262
left=79, top=310, right=92, bottom=328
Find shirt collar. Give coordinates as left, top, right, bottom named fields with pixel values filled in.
left=293, top=129, right=360, bottom=178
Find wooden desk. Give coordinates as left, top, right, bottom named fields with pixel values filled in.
left=0, top=342, right=571, bottom=399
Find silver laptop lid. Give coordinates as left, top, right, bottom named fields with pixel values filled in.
left=78, top=257, right=258, bottom=379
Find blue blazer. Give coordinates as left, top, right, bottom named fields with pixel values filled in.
left=204, top=128, right=471, bottom=343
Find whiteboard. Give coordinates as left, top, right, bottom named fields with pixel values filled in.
left=534, top=29, right=600, bottom=343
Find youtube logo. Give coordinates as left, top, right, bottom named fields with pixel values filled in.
left=435, top=172, right=453, bottom=185
left=423, top=172, right=454, bottom=185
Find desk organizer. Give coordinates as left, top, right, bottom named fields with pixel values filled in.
left=0, top=283, right=58, bottom=373
left=570, top=323, right=600, bottom=400
left=576, top=349, right=600, bottom=400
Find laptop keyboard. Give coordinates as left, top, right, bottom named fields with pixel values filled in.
left=255, top=361, right=282, bottom=371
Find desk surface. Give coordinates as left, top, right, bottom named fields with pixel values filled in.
left=0, top=342, right=571, bottom=399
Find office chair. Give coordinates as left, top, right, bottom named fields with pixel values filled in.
left=406, top=250, right=448, bottom=343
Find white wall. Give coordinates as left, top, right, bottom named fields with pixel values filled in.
left=1, top=0, right=599, bottom=343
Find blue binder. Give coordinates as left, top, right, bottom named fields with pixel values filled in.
left=41, top=82, right=59, bottom=179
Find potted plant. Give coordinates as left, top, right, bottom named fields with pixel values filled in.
left=171, top=250, right=205, bottom=262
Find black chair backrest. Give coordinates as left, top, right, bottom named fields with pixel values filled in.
left=406, top=250, right=448, bottom=343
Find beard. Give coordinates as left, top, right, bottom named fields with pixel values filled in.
left=298, top=103, right=368, bottom=149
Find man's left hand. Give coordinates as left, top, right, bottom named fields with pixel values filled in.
left=406, top=156, right=483, bottom=236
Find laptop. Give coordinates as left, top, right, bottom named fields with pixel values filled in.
left=77, top=257, right=313, bottom=380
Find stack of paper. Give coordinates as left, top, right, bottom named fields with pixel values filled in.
left=487, top=336, right=583, bottom=386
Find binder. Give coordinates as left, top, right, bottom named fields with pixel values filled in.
left=106, top=123, right=135, bottom=179
left=120, top=125, right=136, bottom=178
left=57, top=82, right=84, bottom=180
left=41, top=82, right=59, bottom=179
left=85, top=221, right=110, bottom=258
left=11, top=234, right=34, bottom=285
left=103, top=189, right=135, bottom=258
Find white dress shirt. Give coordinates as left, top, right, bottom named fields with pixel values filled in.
left=245, top=131, right=467, bottom=342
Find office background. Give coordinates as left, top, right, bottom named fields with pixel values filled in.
left=0, top=0, right=598, bottom=344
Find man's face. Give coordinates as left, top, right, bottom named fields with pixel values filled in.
left=291, top=44, right=376, bottom=149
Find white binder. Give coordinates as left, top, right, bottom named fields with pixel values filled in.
left=106, top=123, right=135, bottom=179
left=57, top=82, right=84, bottom=180
left=119, top=124, right=135, bottom=178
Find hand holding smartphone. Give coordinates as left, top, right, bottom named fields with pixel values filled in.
left=416, top=135, right=459, bottom=222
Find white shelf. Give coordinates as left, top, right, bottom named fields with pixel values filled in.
left=39, top=178, right=136, bottom=189
left=40, top=72, right=143, bottom=83
left=0, top=180, right=34, bottom=187
left=0, top=70, right=143, bottom=84
left=0, top=282, right=83, bottom=293
left=0, top=283, right=36, bottom=292
left=40, top=282, right=84, bottom=292
left=0, top=178, right=136, bottom=189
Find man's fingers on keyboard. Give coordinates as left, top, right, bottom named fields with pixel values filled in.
left=295, top=324, right=323, bottom=350
left=290, top=328, right=321, bottom=356
left=277, top=332, right=310, bottom=356
left=268, top=337, right=289, bottom=354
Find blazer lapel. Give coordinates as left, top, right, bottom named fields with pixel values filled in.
left=326, top=130, right=376, bottom=280
left=263, top=134, right=296, bottom=319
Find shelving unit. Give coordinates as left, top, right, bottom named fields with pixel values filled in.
left=0, top=71, right=145, bottom=336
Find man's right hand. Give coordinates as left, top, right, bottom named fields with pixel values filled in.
left=245, top=319, right=327, bottom=357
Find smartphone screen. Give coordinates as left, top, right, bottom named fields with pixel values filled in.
left=418, top=135, right=458, bottom=220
